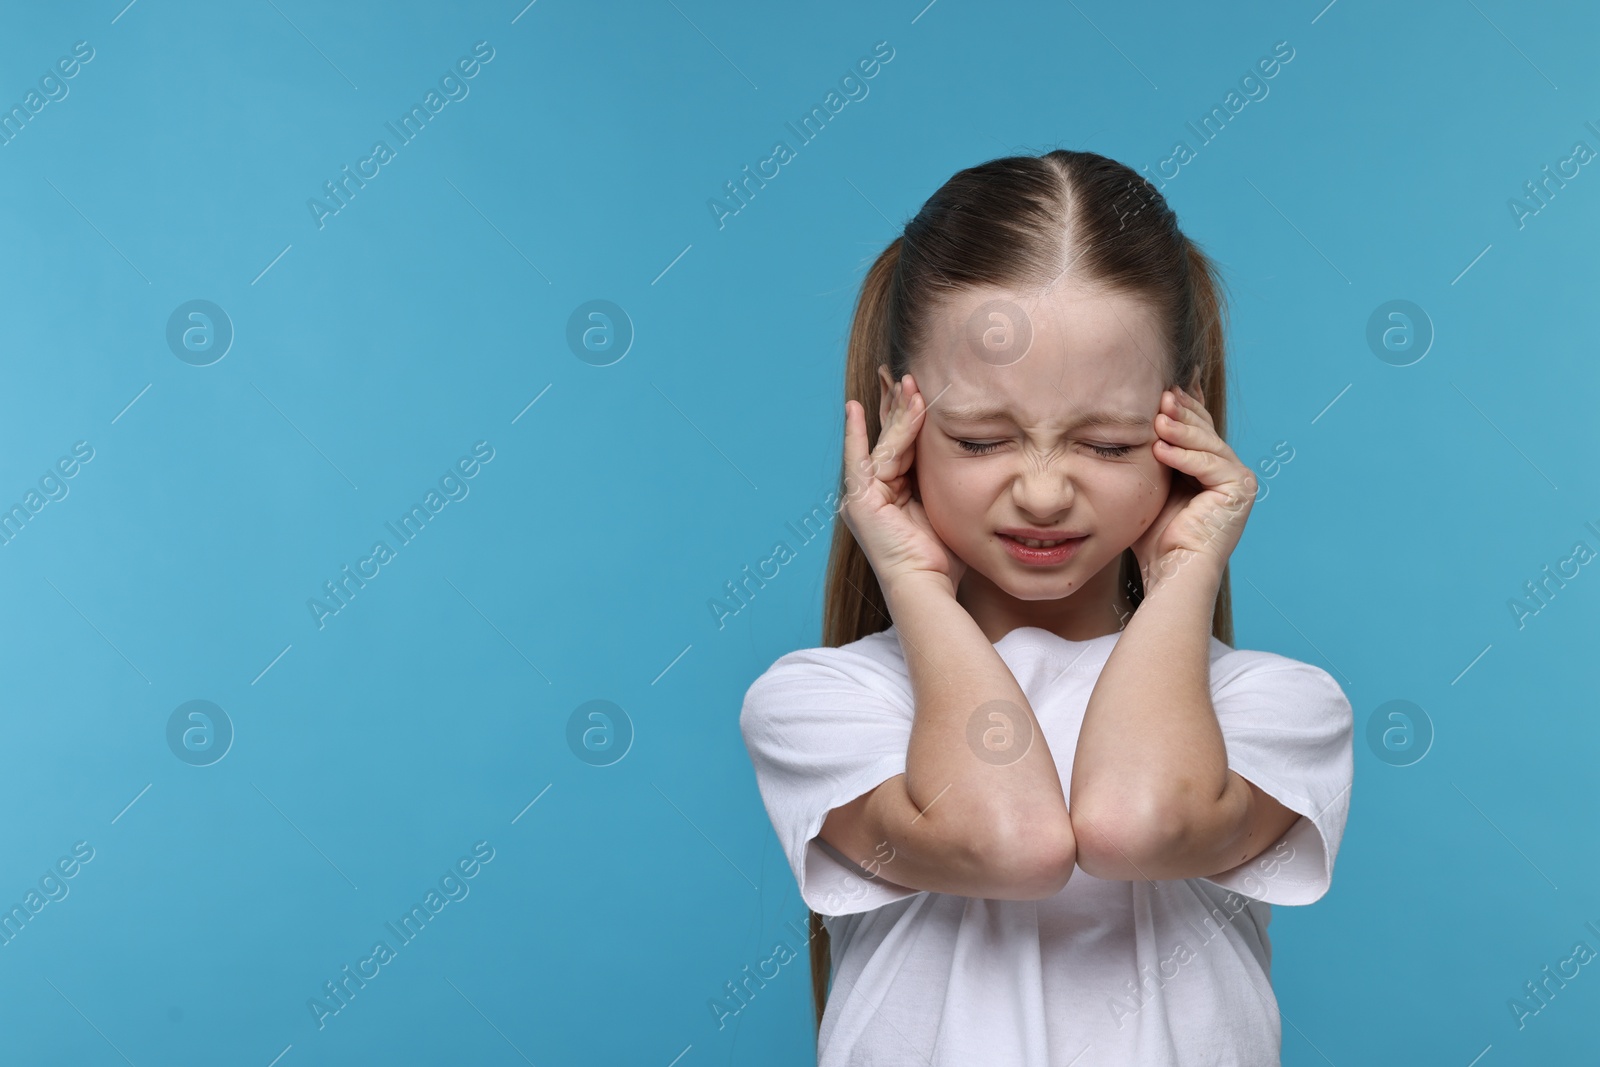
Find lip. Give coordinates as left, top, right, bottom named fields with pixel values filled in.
left=997, top=530, right=1087, bottom=566
left=998, top=527, right=1087, bottom=542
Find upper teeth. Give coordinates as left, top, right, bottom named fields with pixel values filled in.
left=1014, top=537, right=1068, bottom=547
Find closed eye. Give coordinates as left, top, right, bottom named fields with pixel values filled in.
left=956, top=440, right=1135, bottom=458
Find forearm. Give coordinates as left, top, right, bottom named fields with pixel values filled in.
left=885, top=575, right=1074, bottom=874
left=1069, top=556, right=1227, bottom=877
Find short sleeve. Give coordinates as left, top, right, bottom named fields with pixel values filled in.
left=1195, top=655, right=1354, bottom=906
left=739, top=647, right=929, bottom=917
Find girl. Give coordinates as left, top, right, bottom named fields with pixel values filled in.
left=739, top=149, right=1354, bottom=1066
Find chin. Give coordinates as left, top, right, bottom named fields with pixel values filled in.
left=986, top=564, right=1086, bottom=599
left=993, top=548, right=1116, bottom=592
left=1009, top=585, right=1079, bottom=602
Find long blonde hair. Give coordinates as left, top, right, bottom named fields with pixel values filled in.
left=809, top=148, right=1236, bottom=1034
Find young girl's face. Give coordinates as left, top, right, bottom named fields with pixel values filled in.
left=883, top=282, right=1180, bottom=630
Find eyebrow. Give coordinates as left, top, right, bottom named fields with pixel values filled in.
left=934, top=402, right=1151, bottom=430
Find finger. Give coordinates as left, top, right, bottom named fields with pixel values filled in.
left=842, top=399, right=871, bottom=497
left=1162, top=390, right=1189, bottom=429
left=871, top=375, right=924, bottom=474
left=889, top=373, right=931, bottom=436
left=1161, top=398, right=1235, bottom=463
left=1156, top=410, right=1217, bottom=450
left=1152, top=438, right=1214, bottom=481
left=845, top=397, right=904, bottom=500
left=1172, top=385, right=1215, bottom=428
left=1157, top=420, right=1247, bottom=478
left=1153, top=437, right=1246, bottom=492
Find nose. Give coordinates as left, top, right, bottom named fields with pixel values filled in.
left=1009, top=447, right=1076, bottom=518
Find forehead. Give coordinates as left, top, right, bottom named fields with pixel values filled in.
left=915, top=283, right=1168, bottom=425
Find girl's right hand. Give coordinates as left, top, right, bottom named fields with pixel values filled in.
left=841, top=372, right=969, bottom=597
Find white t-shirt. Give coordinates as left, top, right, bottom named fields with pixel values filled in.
left=739, top=623, right=1353, bottom=1067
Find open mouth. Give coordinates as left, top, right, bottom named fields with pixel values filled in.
left=998, top=533, right=1087, bottom=565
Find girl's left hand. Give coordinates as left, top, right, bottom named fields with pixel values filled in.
left=1130, top=384, right=1258, bottom=584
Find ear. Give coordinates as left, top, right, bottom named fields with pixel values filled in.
left=876, top=364, right=896, bottom=428
left=1183, top=375, right=1205, bottom=409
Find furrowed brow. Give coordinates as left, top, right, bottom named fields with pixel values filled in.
left=936, top=403, right=1151, bottom=430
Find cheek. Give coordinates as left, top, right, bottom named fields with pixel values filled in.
left=1096, top=463, right=1166, bottom=525
left=912, top=449, right=984, bottom=523
left=1132, top=465, right=1171, bottom=522
left=911, top=450, right=952, bottom=506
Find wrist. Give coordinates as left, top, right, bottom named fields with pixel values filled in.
left=1138, top=549, right=1225, bottom=599
left=882, top=569, right=960, bottom=610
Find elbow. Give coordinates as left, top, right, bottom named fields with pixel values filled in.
left=981, top=813, right=1078, bottom=899
left=1070, top=793, right=1181, bottom=882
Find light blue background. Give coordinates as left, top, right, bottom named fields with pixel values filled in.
left=0, top=0, right=1595, bottom=1063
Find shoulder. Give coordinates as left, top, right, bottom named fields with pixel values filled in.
left=740, top=629, right=910, bottom=728
left=1206, top=640, right=1353, bottom=731
left=747, top=628, right=903, bottom=687
left=1210, top=639, right=1342, bottom=692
